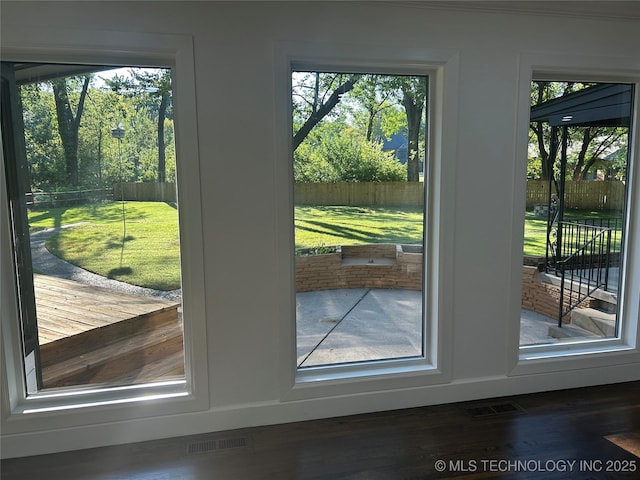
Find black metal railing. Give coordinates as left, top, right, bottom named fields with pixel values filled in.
left=554, top=222, right=612, bottom=326
left=569, top=216, right=623, bottom=256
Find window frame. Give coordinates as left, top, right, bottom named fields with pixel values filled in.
left=274, top=42, right=460, bottom=400
left=0, top=28, right=209, bottom=424
left=509, top=53, right=640, bottom=375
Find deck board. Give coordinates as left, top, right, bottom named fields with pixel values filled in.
left=34, top=274, right=180, bottom=345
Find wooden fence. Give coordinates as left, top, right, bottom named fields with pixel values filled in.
left=114, top=182, right=177, bottom=202
left=27, top=189, right=113, bottom=208
left=27, top=181, right=626, bottom=210
left=295, top=182, right=425, bottom=206
left=526, top=180, right=625, bottom=210
left=296, top=180, right=626, bottom=210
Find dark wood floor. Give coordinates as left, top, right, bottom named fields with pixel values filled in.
left=2, top=381, right=639, bottom=479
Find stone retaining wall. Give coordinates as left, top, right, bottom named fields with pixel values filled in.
left=296, top=248, right=593, bottom=324
left=295, top=244, right=422, bottom=292
left=521, top=265, right=597, bottom=322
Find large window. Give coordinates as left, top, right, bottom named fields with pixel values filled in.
left=2, top=62, right=187, bottom=395
left=291, top=70, right=428, bottom=370
left=519, top=79, right=634, bottom=352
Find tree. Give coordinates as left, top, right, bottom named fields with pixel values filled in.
left=529, top=81, right=629, bottom=181
left=20, top=83, right=64, bottom=190
left=19, top=67, right=177, bottom=192
left=530, top=81, right=554, bottom=180
left=292, top=72, right=361, bottom=151
left=294, top=124, right=406, bottom=182
left=569, top=126, right=626, bottom=180
left=348, top=75, right=396, bottom=141
left=397, top=77, right=427, bottom=182
left=105, top=69, right=173, bottom=183
left=130, top=70, right=172, bottom=182
left=51, top=76, right=90, bottom=187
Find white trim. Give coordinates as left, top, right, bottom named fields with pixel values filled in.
left=2, top=361, right=639, bottom=458
left=0, top=27, right=209, bottom=430
left=273, top=41, right=459, bottom=400
left=509, top=52, right=640, bottom=374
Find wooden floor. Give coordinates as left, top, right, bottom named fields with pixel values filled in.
left=2, top=381, right=639, bottom=479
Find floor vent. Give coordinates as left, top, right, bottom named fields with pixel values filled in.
left=187, top=437, right=248, bottom=455
left=467, top=402, right=524, bottom=417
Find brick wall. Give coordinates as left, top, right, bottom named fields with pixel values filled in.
left=521, top=266, right=563, bottom=320
left=521, top=265, right=597, bottom=323
left=296, top=250, right=592, bottom=323
left=295, top=244, right=422, bottom=292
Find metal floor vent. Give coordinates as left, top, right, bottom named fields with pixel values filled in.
left=466, top=402, right=524, bottom=417
left=187, top=437, right=248, bottom=455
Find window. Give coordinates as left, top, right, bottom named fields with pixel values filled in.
left=1, top=62, right=188, bottom=395
left=0, top=42, right=209, bottom=420
left=291, top=70, right=428, bottom=371
left=519, top=79, right=635, bottom=354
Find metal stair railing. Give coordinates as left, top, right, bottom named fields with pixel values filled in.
left=555, top=222, right=612, bottom=327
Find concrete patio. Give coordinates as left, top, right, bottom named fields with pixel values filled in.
left=296, top=288, right=561, bottom=368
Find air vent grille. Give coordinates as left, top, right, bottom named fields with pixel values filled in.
left=467, top=402, right=524, bottom=417
left=187, top=437, right=249, bottom=455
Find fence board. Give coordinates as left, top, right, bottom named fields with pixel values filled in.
left=114, top=182, right=177, bottom=202
left=29, top=180, right=624, bottom=209
left=526, top=180, right=625, bottom=210
left=295, top=182, right=425, bottom=206
left=296, top=181, right=624, bottom=209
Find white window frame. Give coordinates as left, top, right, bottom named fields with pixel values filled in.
left=0, top=27, right=209, bottom=427
left=508, top=53, right=640, bottom=375
left=273, top=42, right=459, bottom=400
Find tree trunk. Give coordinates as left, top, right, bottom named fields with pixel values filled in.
left=531, top=82, right=551, bottom=180
left=366, top=111, right=374, bottom=142
left=532, top=122, right=551, bottom=180
left=402, top=87, right=424, bottom=182
left=293, top=75, right=360, bottom=151
left=572, top=127, right=592, bottom=180
left=51, top=77, right=89, bottom=188
left=157, top=92, right=168, bottom=183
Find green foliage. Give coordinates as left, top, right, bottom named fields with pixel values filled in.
left=292, top=72, right=427, bottom=182
left=20, top=84, right=66, bottom=190
left=527, top=156, right=542, bottom=179
left=294, top=126, right=406, bottom=182
left=296, top=243, right=339, bottom=256
left=18, top=67, right=175, bottom=192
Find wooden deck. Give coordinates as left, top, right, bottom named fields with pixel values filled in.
left=33, top=274, right=184, bottom=388
left=34, top=274, right=179, bottom=344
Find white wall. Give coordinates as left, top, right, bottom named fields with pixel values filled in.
left=1, top=1, right=639, bottom=458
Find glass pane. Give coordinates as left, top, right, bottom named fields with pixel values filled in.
left=4, top=63, right=185, bottom=390
left=521, top=81, right=632, bottom=347
left=292, top=71, right=427, bottom=368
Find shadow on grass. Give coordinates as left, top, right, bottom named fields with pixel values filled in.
left=108, top=266, right=133, bottom=279
left=297, top=218, right=422, bottom=245
left=106, top=236, right=135, bottom=249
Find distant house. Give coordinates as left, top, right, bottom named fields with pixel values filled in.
left=382, top=133, right=408, bottom=164
left=603, top=147, right=627, bottom=181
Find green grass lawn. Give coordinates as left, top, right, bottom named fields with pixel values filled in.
left=523, top=208, right=623, bottom=257
left=29, top=202, right=181, bottom=291
left=28, top=202, right=622, bottom=289
left=295, top=205, right=424, bottom=249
